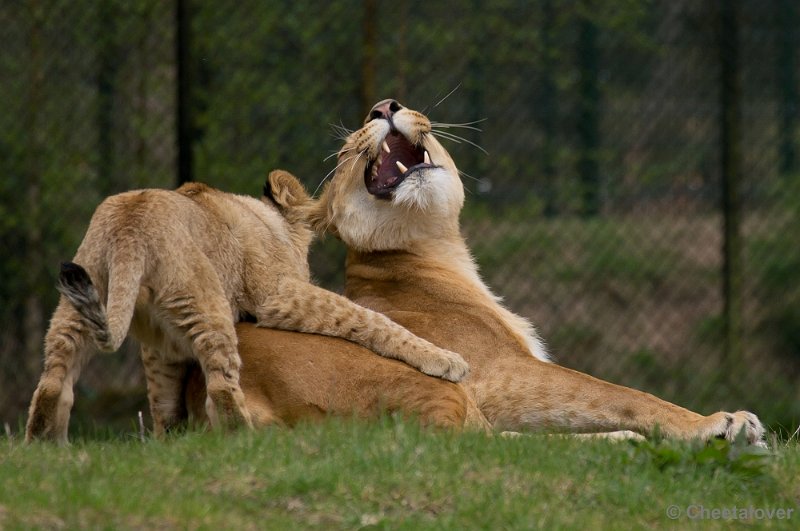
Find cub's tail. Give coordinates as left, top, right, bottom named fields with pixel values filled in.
left=57, top=256, right=144, bottom=352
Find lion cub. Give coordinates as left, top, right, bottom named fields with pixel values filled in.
left=26, top=170, right=468, bottom=443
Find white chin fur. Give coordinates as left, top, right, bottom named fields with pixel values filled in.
left=335, top=168, right=461, bottom=252
left=392, top=167, right=454, bottom=212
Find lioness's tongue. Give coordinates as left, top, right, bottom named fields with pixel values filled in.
left=376, top=155, right=402, bottom=188
left=375, top=132, right=416, bottom=188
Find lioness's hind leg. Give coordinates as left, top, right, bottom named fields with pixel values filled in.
left=141, top=345, right=189, bottom=437
left=26, top=301, right=95, bottom=443
left=255, top=278, right=469, bottom=382
left=484, top=358, right=766, bottom=446
left=159, top=286, right=252, bottom=431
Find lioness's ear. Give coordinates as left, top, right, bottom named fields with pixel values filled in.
left=263, top=170, right=310, bottom=209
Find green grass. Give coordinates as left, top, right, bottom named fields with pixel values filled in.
left=2, top=418, right=799, bottom=529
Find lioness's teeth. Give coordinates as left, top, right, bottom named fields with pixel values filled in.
left=424, top=150, right=431, bottom=164
left=396, top=161, right=408, bottom=174
left=382, top=141, right=390, bottom=153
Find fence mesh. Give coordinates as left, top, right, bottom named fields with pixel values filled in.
left=1, top=0, right=798, bottom=435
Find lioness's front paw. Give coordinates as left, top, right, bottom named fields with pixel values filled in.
left=702, top=411, right=765, bottom=447
left=420, top=349, right=470, bottom=383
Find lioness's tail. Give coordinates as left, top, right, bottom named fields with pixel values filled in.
left=57, top=258, right=143, bottom=352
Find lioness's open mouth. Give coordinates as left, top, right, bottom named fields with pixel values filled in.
left=365, top=131, right=434, bottom=199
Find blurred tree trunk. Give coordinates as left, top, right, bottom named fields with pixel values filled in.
left=576, top=3, right=600, bottom=217
left=395, top=0, right=408, bottom=103
left=360, top=0, right=377, bottom=118
left=719, top=0, right=742, bottom=370
left=540, top=0, right=558, bottom=217
left=97, top=0, right=116, bottom=196
left=24, top=1, right=44, bottom=373
left=778, top=0, right=798, bottom=178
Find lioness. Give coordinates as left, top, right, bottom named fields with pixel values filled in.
left=25, top=170, right=468, bottom=443
left=187, top=100, right=764, bottom=445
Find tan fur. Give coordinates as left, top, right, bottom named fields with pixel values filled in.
left=25, top=170, right=468, bottom=443
left=197, top=101, right=764, bottom=445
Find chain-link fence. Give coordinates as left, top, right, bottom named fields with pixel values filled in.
left=1, top=0, right=798, bottom=435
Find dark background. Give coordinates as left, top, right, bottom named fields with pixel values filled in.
left=1, top=0, right=798, bottom=436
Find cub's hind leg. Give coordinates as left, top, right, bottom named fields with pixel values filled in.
left=26, top=300, right=96, bottom=443
left=156, top=278, right=252, bottom=431
left=141, top=344, right=189, bottom=437
left=254, top=278, right=469, bottom=382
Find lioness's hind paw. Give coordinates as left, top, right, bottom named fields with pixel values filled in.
left=707, top=410, right=765, bottom=446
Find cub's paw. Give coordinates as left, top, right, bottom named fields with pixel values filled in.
left=204, top=374, right=254, bottom=431
left=702, top=411, right=766, bottom=447
left=25, top=379, right=70, bottom=444
left=420, top=349, right=470, bottom=383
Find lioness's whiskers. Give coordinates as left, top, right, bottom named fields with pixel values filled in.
left=348, top=151, right=364, bottom=175
left=430, top=131, right=461, bottom=143
left=330, top=122, right=353, bottom=141
left=457, top=170, right=479, bottom=196
left=324, top=147, right=356, bottom=162
left=420, top=82, right=463, bottom=115
left=433, top=83, right=462, bottom=110
left=457, top=169, right=481, bottom=182
left=431, top=130, right=489, bottom=155
left=313, top=153, right=361, bottom=196
left=431, top=119, right=487, bottom=133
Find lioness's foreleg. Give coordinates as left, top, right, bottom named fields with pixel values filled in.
left=473, top=357, right=764, bottom=444
left=253, top=278, right=469, bottom=382
left=26, top=300, right=95, bottom=443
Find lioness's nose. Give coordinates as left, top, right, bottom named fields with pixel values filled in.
left=366, top=99, right=403, bottom=123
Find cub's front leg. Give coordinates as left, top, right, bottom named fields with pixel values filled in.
left=254, top=278, right=469, bottom=382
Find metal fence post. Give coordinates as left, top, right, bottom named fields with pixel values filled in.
left=23, top=0, right=45, bottom=374
left=778, top=0, right=798, bottom=178
left=176, top=0, right=193, bottom=186
left=96, top=0, right=116, bottom=195
left=577, top=6, right=600, bottom=218
left=719, top=0, right=743, bottom=369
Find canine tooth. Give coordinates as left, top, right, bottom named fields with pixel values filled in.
left=382, top=140, right=391, bottom=153
left=396, top=161, right=408, bottom=174
left=424, top=150, right=431, bottom=164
